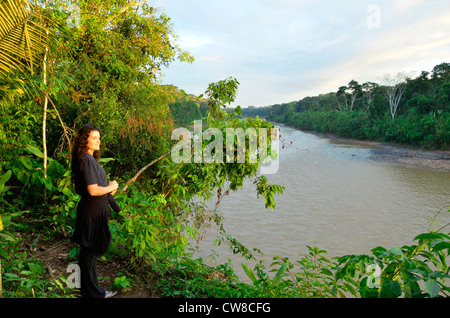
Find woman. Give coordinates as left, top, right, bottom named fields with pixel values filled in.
left=70, top=124, right=121, bottom=298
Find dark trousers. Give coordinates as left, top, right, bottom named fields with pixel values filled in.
left=78, top=246, right=106, bottom=298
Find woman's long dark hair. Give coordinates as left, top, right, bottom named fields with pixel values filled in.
left=70, top=124, right=102, bottom=175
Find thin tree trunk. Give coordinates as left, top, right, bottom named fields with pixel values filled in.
left=38, top=83, right=71, bottom=150
left=42, top=27, right=49, bottom=200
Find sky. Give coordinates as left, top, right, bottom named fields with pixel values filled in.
left=154, top=0, right=450, bottom=108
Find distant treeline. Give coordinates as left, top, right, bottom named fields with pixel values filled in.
left=169, top=98, right=209, bottom=127
left=240, top=62, right=450, bottom=150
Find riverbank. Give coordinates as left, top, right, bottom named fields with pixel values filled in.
left=289, top=128, right=450, bottom=171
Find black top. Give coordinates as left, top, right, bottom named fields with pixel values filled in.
left=71, top=154, right=121, bottom=255
left=74, top=154, right=107, bottom=196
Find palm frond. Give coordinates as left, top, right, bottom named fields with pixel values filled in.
left=0, top=0, right=56, bottom=77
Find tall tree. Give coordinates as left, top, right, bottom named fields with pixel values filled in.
left=347, top=80, right=362, bottom=111
left=336, top=86, right=349, bottom=111
left=380, top=72, right=409, bottom=122
left=336, top=80, right=361, bottom=111
left=361, top=81, right=379, bottom=112
left=431, top=62, right=450, bottom=84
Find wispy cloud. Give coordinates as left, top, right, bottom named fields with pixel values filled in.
left=177, top=33, right=212, bottom=48
left=158, top=0, right=450, bottom=107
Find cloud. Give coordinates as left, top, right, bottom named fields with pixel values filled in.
left=158, top=0, right=450, bottom=107
left=393, top=0, right=426, bottom=12
left=177, top=32, right=212, bottom=48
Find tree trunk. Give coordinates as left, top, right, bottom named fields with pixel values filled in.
left=42, top=27, right=49, bottom=200
left=381, top=73, right=408, bottom=122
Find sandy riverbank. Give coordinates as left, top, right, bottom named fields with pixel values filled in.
left=370, top=143, right=450, bottom=171
left=301, top=130, right=450, bottom=171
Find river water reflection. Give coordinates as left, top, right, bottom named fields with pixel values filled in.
left=192, top=124, right=450, bottom=278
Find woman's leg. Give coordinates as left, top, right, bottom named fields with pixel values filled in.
left=78, top=246, right=106, bottom=298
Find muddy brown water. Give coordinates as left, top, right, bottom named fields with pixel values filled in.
left=192, top=124, right=450, bottom=280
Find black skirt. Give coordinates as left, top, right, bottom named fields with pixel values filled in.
left=71, top=196, right=112, bottom=256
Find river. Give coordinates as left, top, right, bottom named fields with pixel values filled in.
left=192, top=124, right=450, bottom=279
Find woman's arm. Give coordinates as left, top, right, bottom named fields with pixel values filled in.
left=87, top=181, right=119, bottom=197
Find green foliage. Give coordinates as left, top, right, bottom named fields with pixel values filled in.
left=2, top=0, right=448, bottom=300
left=0, top=72, right=284, bottom=298
left=205, top=77, right=240, bottom=119
left=169, top=99, right=204, bottom=127
left=113, top=190, right=189, bottom=263
left=0, top=170, right=12, bottom=198
left=333, top=226, right=450, bottom=298
left=167, top=84, right=210, bottom=127
left=156, top=256, right=242, bottom=298
left=109, top=77, right=284, bottom=265
left=267, top=62, right=450, bottom=150
left=112, top=275, right=133, bottom=292
left=254, top=176, right=284, bottom=210
left=0, top=103, right=40, bottom=168
left=0, top=239, right=77, bottom=298
left=274, top=109, right=450, bottom=149
left=208, top=225, right=450, bottom=298
left=238, top=246, right=339, bottom=298
left=156, top=225, right=450, bottom=298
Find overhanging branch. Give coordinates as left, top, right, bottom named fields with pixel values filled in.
left=118, top=150, right=171, bottom=194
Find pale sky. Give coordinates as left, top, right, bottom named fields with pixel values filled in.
left=155, top=0, right=450, bottom=107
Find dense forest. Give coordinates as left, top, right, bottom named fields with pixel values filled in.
left=241, top=62, right=450, bottom=150
left=1, top=0, right=450, bottom=300
left=0, top=0, right=282, bottom=298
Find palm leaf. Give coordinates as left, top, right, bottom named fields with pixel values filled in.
left=0, top=0, right=57, bottom=77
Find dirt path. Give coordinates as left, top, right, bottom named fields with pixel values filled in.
left=24, top=234, right=154, bottom=298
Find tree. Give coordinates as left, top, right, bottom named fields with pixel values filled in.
left=361, top=82, right=379, bottom=111
left=0, top=0, right=69, bottom=199
left=205, top=77, right=240, bottom=119
left=431, top=62, right=450, bottom=84
left=336, top=86, right=349, bottom=111
left=434, top=82, right=450, bottom=113
left=380, top=72, right=409, bottom=122
left=48, top=0, right=194, bottom=175
left=347, top=80, right=362, bottom=111
left=336, top=80, right=362, bottom=111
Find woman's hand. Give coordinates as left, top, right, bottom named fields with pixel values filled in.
left=87, top=180, right=119, bottom=196
left=109, top=180, right=119, bottom=195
